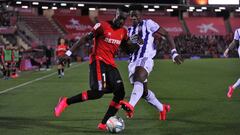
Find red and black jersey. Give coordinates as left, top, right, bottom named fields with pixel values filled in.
left=90, top=21, right=128, bottom=67
left=56, top=44, right=68, bottom=57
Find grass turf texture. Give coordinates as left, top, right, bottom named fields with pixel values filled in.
left=0, top=58, right=239, bottom=135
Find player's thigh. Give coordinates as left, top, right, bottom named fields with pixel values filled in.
left=56, top=58, right=64, bottom=67
left=129, top=57, right=154, bottom=83
left=107, top=68, right=125, bottom=98
left=138, top=57, right=154, bottom=75
left=89, top=61, right=99, bottom=91
left=133, top=66, right=148, bottom=82
left=133, top=57, right=154, bottom=82
left=89, top=61, right=108, bottom=91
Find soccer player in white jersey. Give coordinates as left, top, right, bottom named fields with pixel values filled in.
left=224, top=28, right=240, bottom=98
left=120, top=5, right=183, bottom=120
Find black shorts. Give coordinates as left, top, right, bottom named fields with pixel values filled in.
left=3, top=62, right=12, bottom=69
left=89, top=60, right=123, bottom=93
left=56, top=57, right=65, bottom=66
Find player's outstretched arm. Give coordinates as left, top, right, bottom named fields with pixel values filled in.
left=153, top=27, right=183, bottom=65
left=69, top=33, right=94, bottom=54
left=224, top=39, right=238, bottom=57
left=65, top=32, right=94, bottom=58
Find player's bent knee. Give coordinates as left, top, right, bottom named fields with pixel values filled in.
left=133, top=73, right=147, bottom=83
left=142, top=89, right=148, bottom=98
left=133, top=75, right=145, bottom=83
left=133, top=67, right=148, bottom=82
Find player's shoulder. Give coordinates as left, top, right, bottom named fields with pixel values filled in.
left=145, top=19, right=160, bottom=29
left=93, top=22, right=102, bottom=30
left=235, top=28, right=240, bottom=33
left=144, top=19, right=157, bottom=27
left=122, top=26, right=128, bottom=32
left=145, top=19, right=156, bottom=24
left=93, top=21, right=109, bottom=30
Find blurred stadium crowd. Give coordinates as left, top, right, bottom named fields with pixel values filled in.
left=0, top=0, right=239, bottom=79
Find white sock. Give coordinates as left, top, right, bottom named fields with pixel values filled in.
left=144, top=90, right=163, bottom=112
left=233, top=78, right=240, bottom=89
left=129, top=81, right=144, bottom=107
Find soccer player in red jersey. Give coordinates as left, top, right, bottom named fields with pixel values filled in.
left=54, top=7, right=137, bottom=131
left=56, top=38, right=69, bottom=78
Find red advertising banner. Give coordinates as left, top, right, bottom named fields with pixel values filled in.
left=54, top=9, right=81, bottom=16
left=98, top=10, right=115, bottom=23
left=185, top=17, right=226, bottom=35
left=53, top=16, right=93, bottom=39
left=91, top=13, right=184, bottom=36
left=230, top=18, right=240, bottom=32
left=146, top=16, right=184, bottom=36
left=98, top=15, right=114, bottom=22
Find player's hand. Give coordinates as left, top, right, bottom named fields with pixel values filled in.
left=173, top=54, right=184, bottom=65
left=130, top=34, right=144, bottom=45
left=171, top=49, right=183, bottom=65
left=223, top=48, right=229, bottom=58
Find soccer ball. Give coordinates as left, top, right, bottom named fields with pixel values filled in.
left=106, top=116, right=125, bottom=133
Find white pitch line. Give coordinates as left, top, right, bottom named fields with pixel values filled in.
left=0, top=62, right=86, bottom=95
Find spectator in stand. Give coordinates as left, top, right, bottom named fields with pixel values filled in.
left=45, top=45, right=53, bottom=70
left=11, top=46, right=20, bottom=78
left=0, top=47, right=4, bottom=77
left=74, top=40, right=86, bottom=63
left=169, top=34, right=232, bottom=58
left=29, top=55, right=42, bottom=70
left=2, top=44, right=12, bottom=80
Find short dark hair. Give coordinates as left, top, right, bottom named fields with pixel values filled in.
left=129, top=4, right=144, bottom=11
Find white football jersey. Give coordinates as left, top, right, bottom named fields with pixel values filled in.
left=128, top=19, right=160, bottom=62
left=233, top=28, right=240, bottom=57
left=234, top=28, right=240, bottom=41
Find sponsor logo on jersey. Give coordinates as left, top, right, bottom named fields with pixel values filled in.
left=104, top=37, right=121, bottom=45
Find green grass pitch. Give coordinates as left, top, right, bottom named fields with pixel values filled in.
left=0, top=58, right=239, bottom=135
